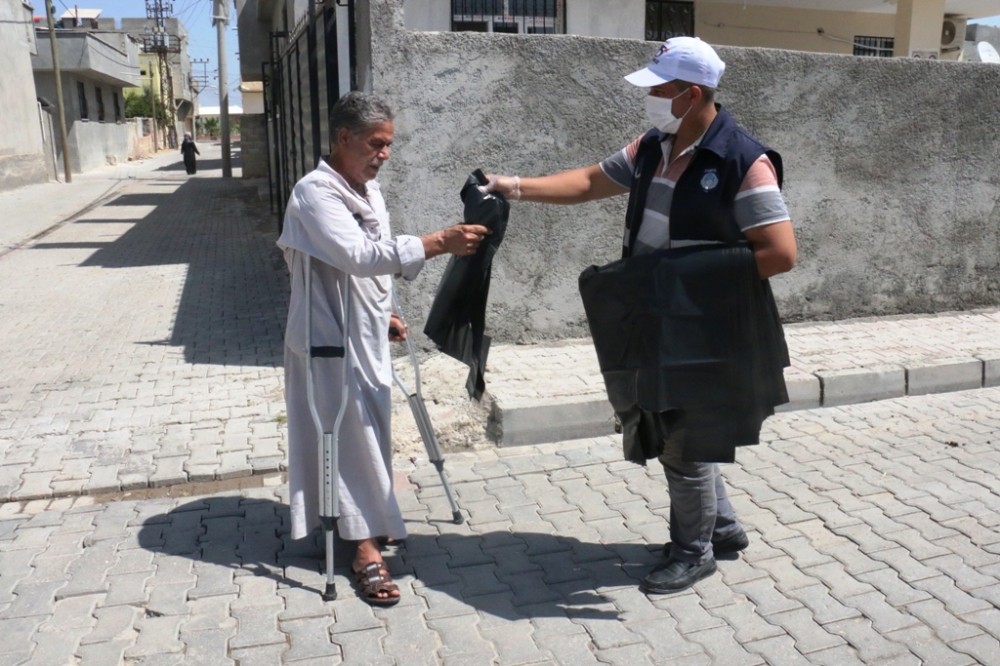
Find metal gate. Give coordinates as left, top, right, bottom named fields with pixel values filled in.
left=264, top=0, right=357, bottom=228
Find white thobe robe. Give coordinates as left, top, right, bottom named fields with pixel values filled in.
left=278, top=159, right=426, bottom=541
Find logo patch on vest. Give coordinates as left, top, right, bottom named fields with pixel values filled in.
left=700, top=169, right=719, bottom=192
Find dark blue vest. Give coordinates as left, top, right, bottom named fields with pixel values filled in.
left=624, top=106, right=783, bottom=256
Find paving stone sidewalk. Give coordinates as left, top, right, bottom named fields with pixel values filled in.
left=2, top=146, right=1000, bottom=501
left=2, top=388, right=1000, bottom=664
left=485, top=312, right=1000, bottom=445
left=3, top=145, right=1000, bottom=665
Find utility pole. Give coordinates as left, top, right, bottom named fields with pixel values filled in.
left=149, top=71, right=159, bottom=151
left=191, top=57, right=210, bottom=138
left=44, top=0, right=72, bottom=182
left=146, top=0, right=178, bottom=148
left=213, top=0, right=231, bottom=178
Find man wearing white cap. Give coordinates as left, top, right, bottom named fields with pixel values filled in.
left=483, top=37, right=796, bottom=594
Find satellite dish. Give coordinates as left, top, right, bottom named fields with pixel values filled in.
left=978, top=41, right=1000, bottom=63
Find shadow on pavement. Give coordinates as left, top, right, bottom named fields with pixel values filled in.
left=75, top=178, right=288, bottom=366
left=102, top=192, right=175, bottom=206
left=155, top=142, right=243, bottom=173
left=155, top=156, right=244, bottom=173
left=137, top=497, right=659, bottom=620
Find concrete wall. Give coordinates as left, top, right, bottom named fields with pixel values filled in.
left=34, top=72, right=131, bottom=173
left=68, top=117, right=130, bottom=172
left=0, top=2, right=49, bottom=190
left=364, top=0, right=1000, bottom=342
left=240, top=114, right=269, bottom=178
left=126, top=118, right=156, bottom=159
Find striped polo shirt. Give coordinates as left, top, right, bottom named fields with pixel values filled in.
left=600, top=133, right=790, bottom=256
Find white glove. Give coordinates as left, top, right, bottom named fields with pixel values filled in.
left=479, top=174, right=520, bottom=200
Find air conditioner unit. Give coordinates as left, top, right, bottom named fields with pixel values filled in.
left=941, top=18, right=967, bottom=51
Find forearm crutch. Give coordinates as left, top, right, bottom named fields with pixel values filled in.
left=304, top=255, right=352, bottom=601
left=390, top=289, right=464, bottom=525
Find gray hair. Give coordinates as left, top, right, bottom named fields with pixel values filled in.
left=329, top=91, right=394, bottom=137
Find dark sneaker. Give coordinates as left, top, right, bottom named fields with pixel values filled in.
left=662, top=531, right=749, bottom=557
left=641, top=558, right=717, bottom=595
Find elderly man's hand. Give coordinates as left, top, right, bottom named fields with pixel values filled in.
left=421, top=224, right=490, bottom=259
left=444, top=224, right=490, bottom=256
left=388, top=314, right=407, bottom=342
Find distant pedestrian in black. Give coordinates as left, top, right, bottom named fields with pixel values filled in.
left=181, top=132, right=200, bottom=174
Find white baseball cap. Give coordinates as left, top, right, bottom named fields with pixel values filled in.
left=625, top=36, right=725, bottom=88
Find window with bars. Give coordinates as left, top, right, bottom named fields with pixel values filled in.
left=645, top=0, right=694, bottom=42
left=95, top=86, right=106, bottom=121
left=77, top=81, right=89, bottom=120
left=853, top=35, right=894, bottom=57
left=452, top=0, right=563, bottom=34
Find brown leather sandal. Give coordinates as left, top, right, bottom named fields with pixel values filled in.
left=353, top=561, right=400, bottom=607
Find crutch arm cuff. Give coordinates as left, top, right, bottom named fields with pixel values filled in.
left=310, top=346, right=345, bottom=358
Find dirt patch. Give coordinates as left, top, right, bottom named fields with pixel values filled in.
left=390, top=353, right=494, bottom=458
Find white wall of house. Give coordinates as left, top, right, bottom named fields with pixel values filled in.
left=404, top=0, right=452, bottom=31
left=697, top=3, right=897, bottom=55
left=566, top=0, right=643, bottom=38
left=401, top=0, right=975, bottom=57
left=0, top=1, right=49, bottom=190
left=894, top=0, right=948, bottom=56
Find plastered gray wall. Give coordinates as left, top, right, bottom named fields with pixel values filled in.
left=1, top=1, right=49, bottom=190
left=365, top=0, right=1000, bottom=342
left=34, top=74, right=131, bottom=173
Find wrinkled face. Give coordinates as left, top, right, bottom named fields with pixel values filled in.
left=335, top=120, right=394, bottom=188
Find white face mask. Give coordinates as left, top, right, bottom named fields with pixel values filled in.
left=644, top=89, right=691, bottom=134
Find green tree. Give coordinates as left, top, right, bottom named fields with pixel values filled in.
left=200, top=116, right=220, bottom=139
left=124, top=87, right=169, bottom=127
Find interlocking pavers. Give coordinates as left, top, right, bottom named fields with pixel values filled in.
left=427, top=614, right=497, bottom=662
left=229, top=643, right=288, bottom=666
left=800, top=644, right=865, bottom=665
left=6, top=153, right=1000, bottom=665
left=331, top=627, right=395, bottom=665
left=886, top=625, right=978, bottom=666
left=181, top=627, right=237, bottom=665
left=911, top=574, right=993, bottom=615
left=28, top=612, right=96, bottom=666
left=744, top=634, right=813, bottom=665
left=228, top=601, right=287, bottom=650
left=767, top=607, right=848, bottom=655
left=278, top=616, right=339, bottom=663
left=123, top=614, right=185, bottom=660
left=689, top=625, right=769, bottom=664
left=75, top=638, right=133, bottom=665
left=529, top=632, right=604, bottom=664
left=824, top=616, right=916, bottom=663
left=843, top=588, right=924, bottom=634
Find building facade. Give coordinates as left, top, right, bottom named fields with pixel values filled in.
left=405, top=0, right=998, bottom=60
left=120, top=17, right=196, bottom=145
left=32, top=27, right=142, bottom=174
left=1, top=1, right=51, bottom=190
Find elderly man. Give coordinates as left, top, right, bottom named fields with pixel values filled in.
left=278, top=91, right=489, bottom=606
left=484, top=37, right=796, bottom=594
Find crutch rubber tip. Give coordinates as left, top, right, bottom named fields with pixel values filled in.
left=322, top=583, right=337, bottom=601
left=452, top=511, right=465, bottom=525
